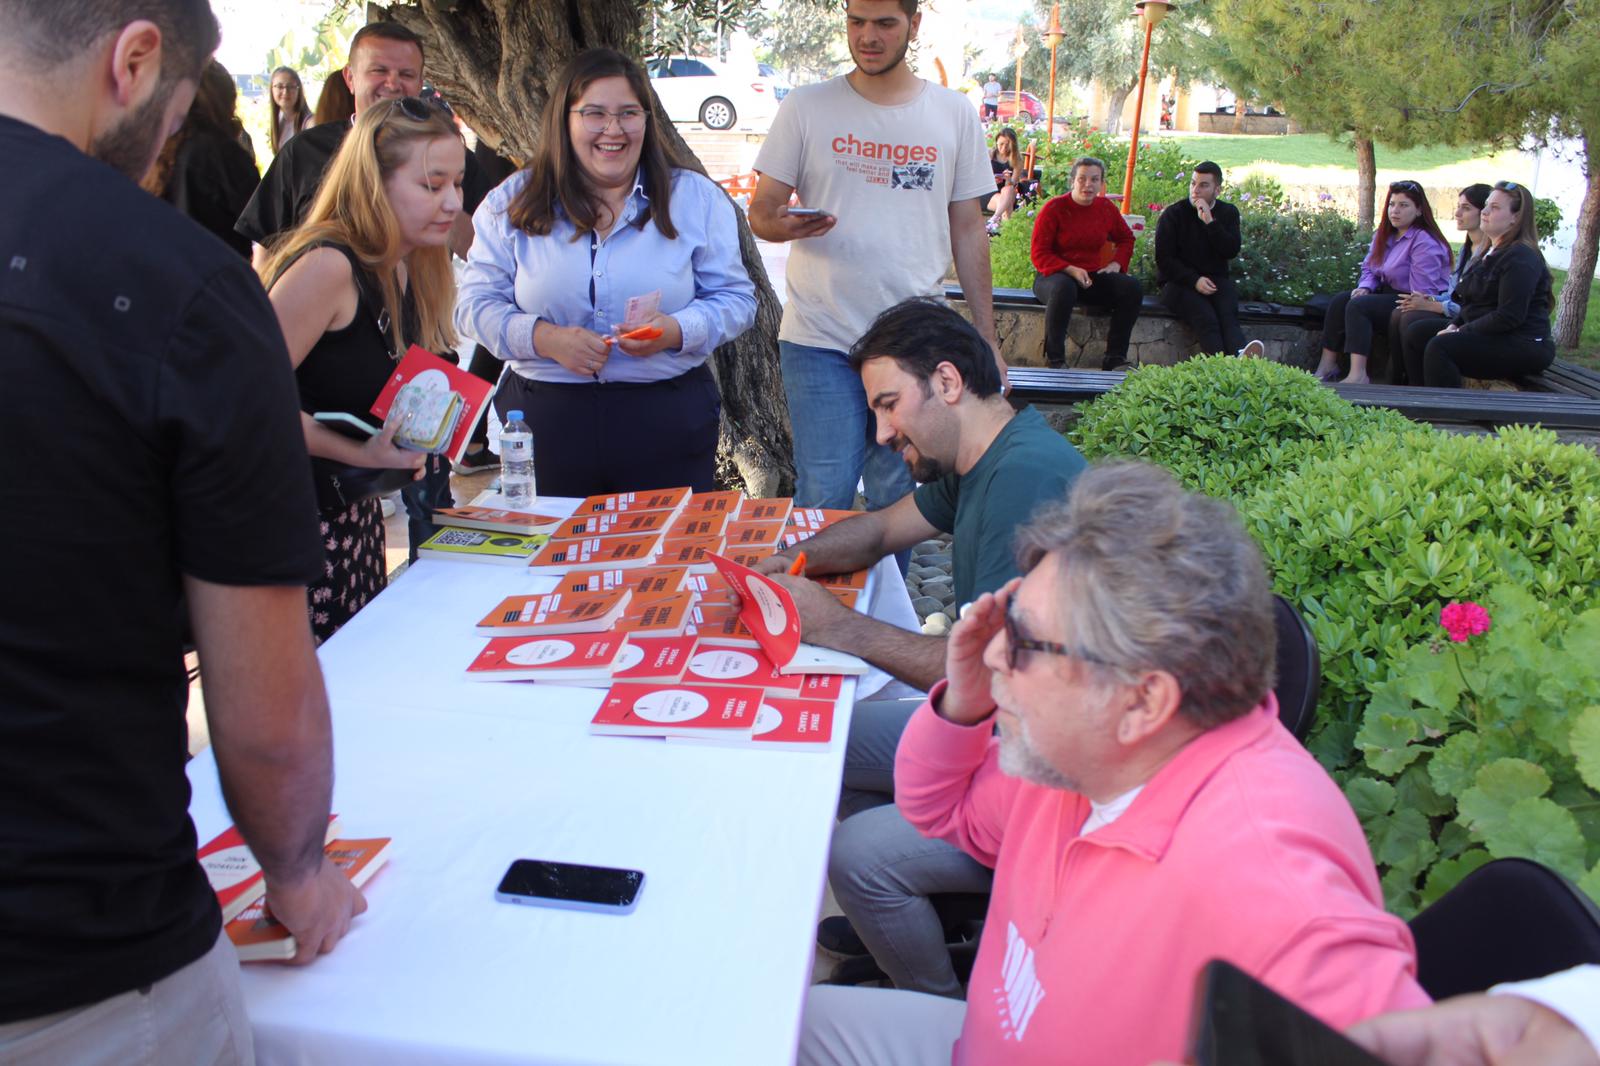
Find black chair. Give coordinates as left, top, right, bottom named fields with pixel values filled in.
left=828, top=595, right=1325, bottom=988
left=1409, top=857, right=1600, bottom=1001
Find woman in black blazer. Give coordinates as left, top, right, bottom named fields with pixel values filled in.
left=1410, top=181, right=1555, bottom=388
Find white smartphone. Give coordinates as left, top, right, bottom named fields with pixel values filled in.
left=312, top=411, right=379, bottom=436
left=494, top=859, right=645, bottom=915
left=787, top=207, right=829, bottom=218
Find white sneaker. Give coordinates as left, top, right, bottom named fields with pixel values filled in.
left=1239, top=339, right=1266, bottom=359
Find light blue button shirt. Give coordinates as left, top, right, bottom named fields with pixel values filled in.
left=456, top=167, right=757, bottom=384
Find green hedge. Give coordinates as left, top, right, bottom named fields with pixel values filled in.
left=1068, top=357, right=1600, bottom=914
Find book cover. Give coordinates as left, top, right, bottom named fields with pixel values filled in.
left=526, top=533, right=662, bottom=573
left=433, top=505, right=563, bottom=536
left=684, top=598, right=760, bottom=647
left=574, top=488, right=691, bottom=518
left=796, top=673, right=845, bottom=701
left=786, top=508, right=862, bottom=533
left=723, top=517, right=788, bottom=548
left=418, top=528, right=549, bottom=567
left=556, top=566, right=689, bottom=597
left=609, top=635, right=697, bottom=682
left=613, top=590, right=695, bottom=637
left=682, top=490, right=742, bottom=516
left=679, top=641, right=807, bottom=697
left=369, top=345, right=493, bottom=464
left=815, top=568, right=871, bottom=592
left=199, top=815, right=339, bottom=924
left=752, top=697, right=835, bottom=748
left=473, top=588, right=632, bottom=637
left=657, top=536, right=724, bottom=569
left=664, top=511, right=731, bottom=541
left=706, top=553, right=869, bottom=676
left=226, top=837, right=392, bottom=962
left=465, top=632, right=627, bottom=684
left=739, top=498, right=794, bottom=523
left=550, top=510, right=673, bottom=541
left=590, top=682, right=763, bottom=739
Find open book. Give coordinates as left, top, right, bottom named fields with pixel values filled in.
left=705, top=553, right=869, bottom=676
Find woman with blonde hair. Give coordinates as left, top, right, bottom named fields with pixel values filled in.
left=261, top=97, right=465, bottom=642
left=269, top=65, right=314, bottom=154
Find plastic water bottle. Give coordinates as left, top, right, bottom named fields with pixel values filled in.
left=500, top=410, right=535, bottom=509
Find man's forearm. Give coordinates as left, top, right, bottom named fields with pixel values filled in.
left=774, top=512, right=889, bottom=576
left=189, top=580, right=336, bottom=885
left=807, top=609, right=948, bottom=692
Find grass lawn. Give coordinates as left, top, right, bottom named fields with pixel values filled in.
left=1163, top=133, right=1531, bottom=193
left=1552, top=266, right=1600, bottom=370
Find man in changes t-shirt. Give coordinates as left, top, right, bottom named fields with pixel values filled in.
left=749, top=0, right=1005, bottom=513
left=1, top=2, right=362, bottom=1056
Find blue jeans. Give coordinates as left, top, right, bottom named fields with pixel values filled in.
left=400, top=454, right=453, bottom=562
left=780, top=342, right=916, bottom=512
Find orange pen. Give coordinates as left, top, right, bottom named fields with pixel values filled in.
left=787, top=552, right=808, bottom=576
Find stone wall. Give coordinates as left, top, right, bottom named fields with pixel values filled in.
left=953, top=296, right=1323, bottom=370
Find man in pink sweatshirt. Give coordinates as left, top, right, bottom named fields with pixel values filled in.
left=798, top=461, right=1429, bottom=1065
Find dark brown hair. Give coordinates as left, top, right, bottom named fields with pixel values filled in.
left=1, top=0, right=218, bottom=83
left=1490, top=181, right=1543, bottom=255
left=312, top=67, right=355, bottom=126
left=349, top=21, right=424, bottom=65
left=507, top=48, right=684, bottom=241
left=141, top=59, right=244, bottom=196
left=1368, top=180, right=1454, bottom=269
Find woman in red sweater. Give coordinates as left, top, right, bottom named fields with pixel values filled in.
left=1030, top=156, right=1142, bottom=370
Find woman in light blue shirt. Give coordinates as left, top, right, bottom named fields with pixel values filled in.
left=456, top=48, right=756, bottom=495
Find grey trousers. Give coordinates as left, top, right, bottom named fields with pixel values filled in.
left=798, top=984, right=966, bottom=1066
left=0, top=929, right=253, bottom=1066
left=833, top=699, right=995, bottom=999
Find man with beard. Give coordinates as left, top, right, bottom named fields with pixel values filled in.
left=0, top=2, right=362, bottom=1060
left=756, top=299, right=1083, bottom=998
left=748, top=0, right=1004, bottom=515
left=799, top=462, right=1427, bottom=1065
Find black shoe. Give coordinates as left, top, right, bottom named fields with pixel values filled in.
left=453, top=448, right=499, bottom=475
left=816, top=915, right=869, bottom=959
left=1103, top=360, right=1138, bottom=373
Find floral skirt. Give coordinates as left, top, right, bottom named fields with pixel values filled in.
left=308, top=496, right=387, bottom=645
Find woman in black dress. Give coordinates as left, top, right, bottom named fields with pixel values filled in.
left=261, top=98, right=466, bottom=643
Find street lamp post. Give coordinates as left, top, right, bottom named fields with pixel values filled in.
left=1119, top=0, right=1173, bottom=214
left=1043, top=3, right=1066, bottom=138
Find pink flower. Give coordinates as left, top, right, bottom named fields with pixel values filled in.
left=1439, top=601, right=1491, bottom=642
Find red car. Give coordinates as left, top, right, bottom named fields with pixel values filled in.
left=996, top=90, right=1045, bottom=122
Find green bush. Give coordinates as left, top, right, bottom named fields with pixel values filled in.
left=1535, top=196, right=1563, bottom=247
left=991, top=200, right=1041, bottom=290
left=1068, top=355, right=1410, bottom=499
left=1230, top=173, right=1290, bottom=210
left=1241, top=425, right=1600, bottom=773
left=1232, top=202, right=1369, bottom=304
left=1346, top=584, right=1600, bottom=916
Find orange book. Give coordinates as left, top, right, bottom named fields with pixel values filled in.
left=826, top=587, right=862, bottom=610
left=815, top=568, right=870, bottom=591
left=550, top=510, right=673, bottom=541
left=474, top=587, right=632, bottom=637
left=613, top=590, right=695, bottom=637
left=465, top=632, right=627, bottom=685
left=657, top=536, right=724, bottom=569
left=433, top=505, right=563, bottom=536
left=526, top=533, right=661, bottom=573
left=665, top=511, right=732, bottom=540
left=574, top=487, right=691, bottom=517
left=556, top=566, right=689, bottom=597
left=227, top=838, right=391, bottom=962
left=685, top=598, right=759, bottom=647
left=724, top=517, right=788, bottom=548
left=683, top=490, right=742, bottom=516
left=610, top=635, right=697, bottom=682
left=739, top=497, right=793, bottom=523
left=786, top=508, right=861, bottom=533
left=590, top=682, right=763, bottom=739
left=723, top=547, right=774, bottom=571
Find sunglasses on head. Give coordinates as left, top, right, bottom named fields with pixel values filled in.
left=1389, top=180, right=1422, bottom=194
left=385, top=94, right=450, bottom=123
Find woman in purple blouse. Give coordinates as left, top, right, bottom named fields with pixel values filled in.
left=1312, top=180, right=1453, bottom=384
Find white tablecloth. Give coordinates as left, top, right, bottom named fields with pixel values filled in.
left=187, top=506, right=917, bottom=1066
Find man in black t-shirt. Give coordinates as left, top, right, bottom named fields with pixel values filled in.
left=0, top=3, right=365, bottom=1058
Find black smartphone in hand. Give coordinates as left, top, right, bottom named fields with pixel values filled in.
left=1189, top=960, right=1388, bottom=1066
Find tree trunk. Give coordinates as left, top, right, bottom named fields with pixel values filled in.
left=1102, top=82, right=1134, bottom=136
left=1354, top=135, right=1377, bottom=237
left=375, top=0, right=793, bottom=496
left=1232, top=96, right=1246, bottom=133
left=1554, top=127, right=1599, bottom=351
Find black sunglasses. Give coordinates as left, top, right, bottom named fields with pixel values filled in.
left=1003, top=600, right=1113, bottom=672
left=385, top=94, right=450, bottom=123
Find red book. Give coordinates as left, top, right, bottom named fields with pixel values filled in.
left=474, top=588, right=632, bottom=637
left=369, top=345, right=493, bottom=464
left=706, top=553, right=868, bottom=676
left=226, top=838, right=391, bottom=961
left=796, top=673, right=845, bottom=701
left=753, top=697, right=836, bottom=749
left=465, top=632, right=627, bottom=685
left=680, top=640, right=807, bottom=696
left=433, top=505, right=563, bottom=536
left=610, top=635, right=697, bottom=682
left=590, top=682, right=764, bottom=739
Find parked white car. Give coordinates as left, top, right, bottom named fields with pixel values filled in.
left=647, top=56, right=782, bottom=131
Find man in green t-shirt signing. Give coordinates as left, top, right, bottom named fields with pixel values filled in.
left=758, top=298, right=1086, bottom=998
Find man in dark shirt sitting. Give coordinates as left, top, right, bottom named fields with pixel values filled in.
left=1152, top=161, right=1265, bottom=359
left=0, top=1, right=362, bottom=1059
